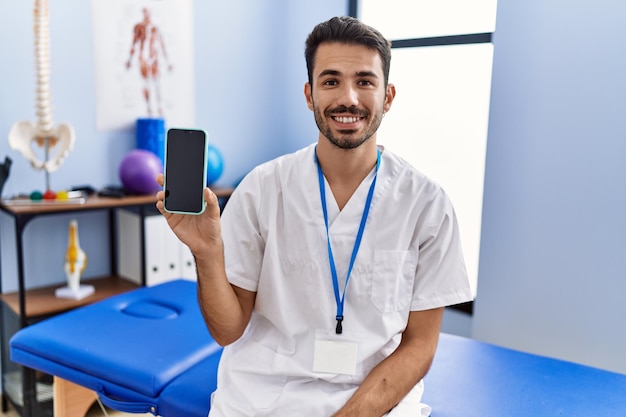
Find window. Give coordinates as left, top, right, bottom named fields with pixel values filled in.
left=355, top=0, right=498, bottom=298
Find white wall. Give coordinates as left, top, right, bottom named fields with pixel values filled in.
left=473, top=0, right=626, bottom=374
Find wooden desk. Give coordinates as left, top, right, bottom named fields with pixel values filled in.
left=0, top=194, right=159, bottom=323
left=0, top=188, right=234, bottom=320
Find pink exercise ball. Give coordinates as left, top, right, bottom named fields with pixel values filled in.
left=119, top=149, right=163, bottom=194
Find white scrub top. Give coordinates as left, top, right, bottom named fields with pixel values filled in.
left=209, top=144, right=472, bottom=417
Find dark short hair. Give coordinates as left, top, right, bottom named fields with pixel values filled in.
left=305, top=16, right=392, bottom=87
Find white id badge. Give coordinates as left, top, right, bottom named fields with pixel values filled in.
left=312, top=330, right=361, bottom=375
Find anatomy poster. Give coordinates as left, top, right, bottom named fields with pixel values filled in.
left=91, top=0, right=195, bottom=130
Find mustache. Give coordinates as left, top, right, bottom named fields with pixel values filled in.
left=327, top=105, right=368, bottom=118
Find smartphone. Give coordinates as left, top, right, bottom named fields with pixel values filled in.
left=163, top=128, right=209, bottom=215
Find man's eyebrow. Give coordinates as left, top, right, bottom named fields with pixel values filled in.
left=317, top=69, right=379, bottom=79
left=318, top=69, right=341, bottom=78
left=356, top=71, right=379, bottom=78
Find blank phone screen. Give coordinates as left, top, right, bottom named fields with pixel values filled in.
left=164, top=129, right=207, bottom=214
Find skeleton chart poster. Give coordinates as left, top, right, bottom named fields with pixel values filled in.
left=91, top=0, right=195, bottom=130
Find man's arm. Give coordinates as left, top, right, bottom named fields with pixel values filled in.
left=155, top=174, right=255, bottom=346
left=332, top=307, right=444, bottom=417
left=194, top=243, right=256, bottom=346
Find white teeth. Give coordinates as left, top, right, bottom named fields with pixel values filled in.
left=334, top=116, right=359, bottom=123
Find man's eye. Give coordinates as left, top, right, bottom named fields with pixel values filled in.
left=358, top=80, right=373, bottom=86
left=323, top=80, right=338, bottom=86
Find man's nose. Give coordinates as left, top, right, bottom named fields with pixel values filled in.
left=337, top=85, right=359, bottom=107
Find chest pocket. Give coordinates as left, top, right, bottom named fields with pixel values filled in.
left=370, top=250, right=417, bottom=313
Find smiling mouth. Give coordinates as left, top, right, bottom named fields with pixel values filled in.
left=332, top=116, right=363, bottom=124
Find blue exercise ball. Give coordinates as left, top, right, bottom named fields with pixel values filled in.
left=207, top=144, right=224, bottom=186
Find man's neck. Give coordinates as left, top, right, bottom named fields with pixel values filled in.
left=315, top=139, right=379, bottom=210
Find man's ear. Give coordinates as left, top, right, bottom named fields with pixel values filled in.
left=384, top=83, right=396, bottom=113
left=304, top=83, right=314, bottom=111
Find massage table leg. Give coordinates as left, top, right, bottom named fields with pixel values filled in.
left=53, top=376, right=97, bottom=417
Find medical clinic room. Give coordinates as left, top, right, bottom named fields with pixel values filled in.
left=1, top=0, right=625, bottom=416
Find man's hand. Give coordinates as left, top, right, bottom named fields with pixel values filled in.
left=332, top=308, right=444, bottom=417
left=154, top=173, right=222, bottom=262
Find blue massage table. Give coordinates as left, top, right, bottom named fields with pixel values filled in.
left=10, top=280, right=626, bottom=416
left=10, top=280, right=221, bottom=417
left=423, top=334, right=626, bottom=416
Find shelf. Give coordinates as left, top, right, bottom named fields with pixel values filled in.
left=0, top=194, right=157, bottom=216
left=0, top=188, right=234, bottom=217
left=0, top=276, right=139, bottom=318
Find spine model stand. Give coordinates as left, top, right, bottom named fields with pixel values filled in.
left=8, top=0, right=75, bottom=191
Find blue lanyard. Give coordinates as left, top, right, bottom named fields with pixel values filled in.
left=314, top=147, right=381, bottom=334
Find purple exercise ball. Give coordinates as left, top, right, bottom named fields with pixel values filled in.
left=119, top=149, right=163, bottom=194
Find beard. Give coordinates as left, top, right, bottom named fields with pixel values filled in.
left=313, top=103, right=384, bottom=150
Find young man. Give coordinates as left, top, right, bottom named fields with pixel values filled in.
left=156, top=16, right=472, bottom=417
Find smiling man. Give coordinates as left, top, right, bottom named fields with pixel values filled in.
left=156, top=16, right=473, bottom=417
